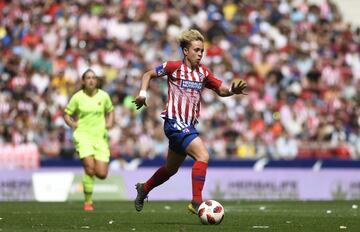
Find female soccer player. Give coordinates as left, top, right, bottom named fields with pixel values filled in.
left=133, top=29, right=247, bottom=214
left=64, top=69, right=114, bottom=211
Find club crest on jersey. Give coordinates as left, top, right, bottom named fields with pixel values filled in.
left=198, top=73, right=204, bottom=81
left=181, top=80, right=202, bottom=90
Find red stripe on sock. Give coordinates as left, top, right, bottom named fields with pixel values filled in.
left=192, top=161, right=208, bottom=204
left=144, top=166, right=172, bottom=193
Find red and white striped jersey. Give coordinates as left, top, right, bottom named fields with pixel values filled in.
left=155, top=60, right=222, bottom=126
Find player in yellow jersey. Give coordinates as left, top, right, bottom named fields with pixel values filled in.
left=63, top=69, right=114, bottom=211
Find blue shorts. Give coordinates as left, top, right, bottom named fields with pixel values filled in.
left=163, top=118, right=199, bottom=155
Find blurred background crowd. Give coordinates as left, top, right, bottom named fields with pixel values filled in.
left=0, top=0, right=360, bottom=165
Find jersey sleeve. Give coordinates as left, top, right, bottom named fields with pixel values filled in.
left=204, top=66, right=222, bottom=91
left=155, top=60, right=181, bottom=77
left=64, top=93, right=78, bottom=115
left=104, top=93, right=114, bottom=113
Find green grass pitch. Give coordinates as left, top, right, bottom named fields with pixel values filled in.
left=0, top=201, right=359, bottom=232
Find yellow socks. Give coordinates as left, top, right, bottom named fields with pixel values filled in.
left=82, top=174, right=94, bottom=203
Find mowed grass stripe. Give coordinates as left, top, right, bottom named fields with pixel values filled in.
left=0, top=201, right=359, bottom=232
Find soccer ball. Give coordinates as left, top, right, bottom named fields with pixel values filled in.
left=197, top=200, right=225, bottom=225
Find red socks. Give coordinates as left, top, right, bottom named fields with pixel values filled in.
left=143, top=160, right=208, bottom=204
left=192, top=161, right=208, bottom=204
left=144, top=166, right=172, bottom=193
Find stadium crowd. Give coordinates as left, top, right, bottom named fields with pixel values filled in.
left=0, top=0, right=360, bottom=165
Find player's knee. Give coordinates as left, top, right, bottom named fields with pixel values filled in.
left=95, top=172, right=107, bottom=180
left=84, top=167, right=95, bottom=176
left=164, top=164, right=180, bottom=176
left=168, top=168, right=179, bottom=176
left=196, top=153, right=209, bottom=163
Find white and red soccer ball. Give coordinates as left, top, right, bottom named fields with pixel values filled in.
left=197, top=200, right=225, bottom=225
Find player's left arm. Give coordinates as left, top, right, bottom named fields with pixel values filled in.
left=105, top=93, right=114, bottom=129
left=105, top=110, right=114, bottom=129
left=204, top=67, right=248, bottom=97
left=216, top=80, right=248, bottom=97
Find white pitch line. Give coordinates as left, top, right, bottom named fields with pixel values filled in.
left=252, top=225, right=270, bottom=229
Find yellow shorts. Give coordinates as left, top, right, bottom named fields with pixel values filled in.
left=73, top=136, right=110, bottom=162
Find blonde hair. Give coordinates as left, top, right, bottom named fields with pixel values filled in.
left=178, top=29, right=204, bottom=49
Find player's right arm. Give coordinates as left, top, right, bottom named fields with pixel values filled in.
left=133, top=69, right=158, bottom=110
left=63, top=93, right=78, bottom=129
left=63, top=113, right=78, bottom=129
left=133, top=61, right=180, bottom=110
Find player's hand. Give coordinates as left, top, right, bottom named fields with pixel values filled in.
left=230, top=79, right=248, bottom=95
left=132, top=96, right=147, bottom=110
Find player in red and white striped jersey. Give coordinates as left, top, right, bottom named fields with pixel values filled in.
left=133, top=29, right=247, bottom=214
left=156, top=60, right=221, bottom=126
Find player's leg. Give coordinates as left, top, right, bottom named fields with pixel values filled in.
left=75, top=137, right=97, bottom=211
left=93, top=137, right=110, bottom=179
left=144, top=149, right=185, bottom=192
left=82, top=156, right=96, bottom=211
left=94, top=160, right=109, bottom=179
left=135, top=149, right=185, bottom=212
left=185, top=137, right=209, bottom=213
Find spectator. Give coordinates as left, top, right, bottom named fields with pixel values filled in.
left=0, top=0, right=359, bottom=164
left=275, top=131, right=298, bottom=160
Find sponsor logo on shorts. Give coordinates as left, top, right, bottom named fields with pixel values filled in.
left=182, top=128, right=190, bottom=133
